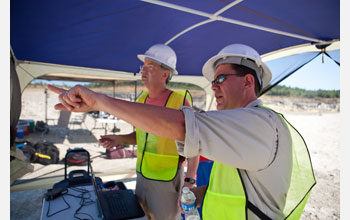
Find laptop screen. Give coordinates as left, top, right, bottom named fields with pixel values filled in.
left=90, top=163, right=106, bottom=220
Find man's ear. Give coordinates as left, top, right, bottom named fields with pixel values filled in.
left=162, top=69, right=170, bottom=81
left=244, top=74, right=255, bottom=90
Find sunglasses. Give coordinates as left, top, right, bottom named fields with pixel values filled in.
left=140, top=64, right=156, bottom=73
left=211, top=74, right=241, bottom=85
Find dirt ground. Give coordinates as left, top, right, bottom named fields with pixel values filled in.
left=10, top=86, right=340, bottom=220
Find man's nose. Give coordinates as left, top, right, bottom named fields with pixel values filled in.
left=140, top=65, right=147, bottom=74
left=211, top=83, right=219, bottom=91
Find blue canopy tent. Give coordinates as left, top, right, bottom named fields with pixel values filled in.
left=10, top=0, right=340, bottom=110
left=9, top=0, right=340, bottom=207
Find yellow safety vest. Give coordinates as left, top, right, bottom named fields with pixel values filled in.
left=135, top=90, right=193, bottom=181
left=202, top=106, right=316, bottom=220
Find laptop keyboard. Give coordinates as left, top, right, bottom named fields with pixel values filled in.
left=98, top=189, right=144, bottom=220
left=105, top=192, right=129, bottom=215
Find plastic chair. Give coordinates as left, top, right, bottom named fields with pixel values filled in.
left=70, top=112, right=91, bottom=135
left=70, top=113, right=87, bottom=129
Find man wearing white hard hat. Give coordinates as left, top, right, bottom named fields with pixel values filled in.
left=48, top=43, right=315, bottom=220
left=98, top=44, right=199, bottom=220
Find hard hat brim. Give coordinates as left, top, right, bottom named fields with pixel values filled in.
left=137, top=54, right=178, bottom=75
left=202, top=53, right=272, bottom=91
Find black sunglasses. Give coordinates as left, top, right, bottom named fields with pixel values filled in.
left=211, top=74, right=241, bottom=86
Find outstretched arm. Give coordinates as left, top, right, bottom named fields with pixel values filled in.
left=48, top=84, right=186, bottom=141
left=99, top=132, right=137, bottom=149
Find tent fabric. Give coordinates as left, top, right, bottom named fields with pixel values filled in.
left=10, top=0, right=339, bottom=71
left=10, top=0, right=339, bottom=97
left=10, top=53, right=21, bottom=147
left=327, top=50, right=340, bottom=64
left=263, top=52, right=322, bottom=94
left=325, top=51, right=340, bottom=66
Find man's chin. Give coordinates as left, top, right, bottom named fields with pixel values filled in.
left=216, top=103, right=224, bottom=110
left=141, top=79, right=147, bottom=85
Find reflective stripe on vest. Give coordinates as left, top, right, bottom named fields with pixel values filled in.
left=135, top=90, right=193, bottom=181
left=202, top=106, right=315, bottom=220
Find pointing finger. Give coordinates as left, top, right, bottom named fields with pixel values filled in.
left=47, top=84, right=66, bottom=94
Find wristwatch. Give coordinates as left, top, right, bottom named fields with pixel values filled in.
left=184, top=177, right=196, bottom=184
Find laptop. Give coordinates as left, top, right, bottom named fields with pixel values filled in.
left=90, top=164, right=145, bottom=220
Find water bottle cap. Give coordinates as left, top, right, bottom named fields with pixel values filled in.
left=182, top=187, right=190, bottom=193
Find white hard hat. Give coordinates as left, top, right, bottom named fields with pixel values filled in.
left=202, top=44, right=272, bottom=91
left=137, top=44, right=178, bottom=75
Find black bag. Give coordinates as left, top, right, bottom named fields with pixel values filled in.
left=18, top=141, right=36, bottom=163
left=35, top=121, right=49, bottom=134
left=18, top=140, right=60, bottom=165
left=33, top=141, right=60, bottom=165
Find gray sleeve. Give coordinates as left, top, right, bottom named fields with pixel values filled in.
left=176, top=106, right=279, bottom=171
left=176, top=106, right=200, bottom=158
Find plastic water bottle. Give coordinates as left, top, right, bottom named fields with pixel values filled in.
left=181, top=187, right=201, bottom=220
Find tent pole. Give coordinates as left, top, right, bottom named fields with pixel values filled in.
left=113, top=81, right=115, bottom=98
left=142, top=0, right=322, bottom=43
left=134, top=80, right=137, bottom=102
left=45, top=88, right=48, bottom=123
